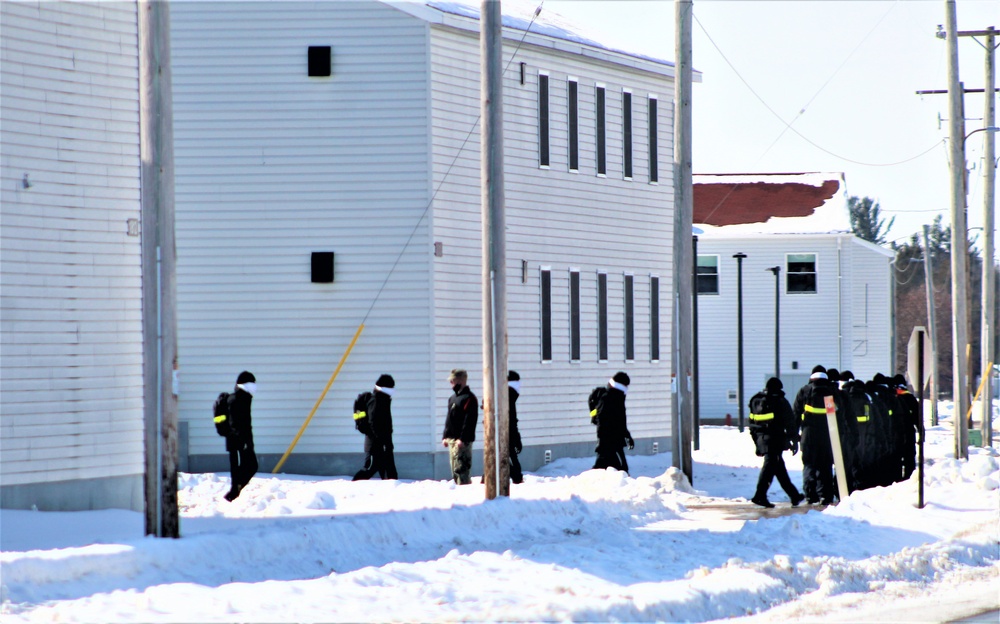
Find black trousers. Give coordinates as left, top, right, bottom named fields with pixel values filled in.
left=509, top=447, right=523, bottom=484
left=228, top=440, right=258, bottom=495
left=353, top=437, right=398, bottom=480
left=754, top=450, right=800, bottom=500
left=594, top=443, right=628, bottom=473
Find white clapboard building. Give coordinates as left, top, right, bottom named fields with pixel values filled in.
left=1, top=2, right=145, bottom=510
left=692, top=173, right=895, bottom=425
left=170, top=0, right=688, bottom=479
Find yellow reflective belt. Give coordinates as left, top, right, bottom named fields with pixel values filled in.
left=353, top=411, right=366, bottom=420
left=857, top=405, right=870, bottom=422
left=213, top=415, right=227, bottom=424
left=589, top=409, right=598, bottom=418
left=856, top=415, right=870, bottom=422
left=802, top=403, right=828, bottom=420
left=749, top=412, right=774, bottom=421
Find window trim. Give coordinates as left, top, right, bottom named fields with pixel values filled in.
left=597, top=271, right=608, bottom=362
left=569, top=268, right=581, bottom=362
left=786, top=252, right=818, bottom=294
left=650, top=274, right=660, bottom=362
left=568, top=77, right=579, bottom=172
left=623, top=89, right=633, bottom=180
left=624, top=272, right=635, bottom=362
left=540, top=267, right=552, bottom=361
left=648, top=94, right=658, bottom=184
left=595, top=84, right=606, bottom=177
left=538, top=71, right=550, bottom=168
left=697, top=254, right=721, bottom=295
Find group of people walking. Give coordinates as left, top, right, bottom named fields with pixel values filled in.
left=749, top=365, right=923, bottom=508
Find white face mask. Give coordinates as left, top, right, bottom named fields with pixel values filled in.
left=239, top=382, right=257, bottom=396
left=375, top=385, right=395, bottom=397
left=508, top=380, right=521, bottom=393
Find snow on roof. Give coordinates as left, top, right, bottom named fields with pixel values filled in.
left=693, top=172, right=852, bottom=237
left=387, top=0, right=676, bottom=69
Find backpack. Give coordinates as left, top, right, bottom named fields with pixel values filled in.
left=747, top=391, right=773, bottom=433
left=353, top=391, right=374, bottom=437
left=212, top=392, right=232, bottom=436
left=587, top=386, right=607, bottom=425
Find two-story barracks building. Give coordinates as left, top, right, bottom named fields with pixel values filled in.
left=171, top=0, right=687, bottom=479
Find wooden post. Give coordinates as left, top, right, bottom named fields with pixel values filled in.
left=922, top=226, right=940, bottom=426
left=824, top=395, right=849, bottom=504
left=979, top=28, right=996, bottom=448
left=480, top=0, right=509, bottom=499
left=139, top=0, right=179, bottom=537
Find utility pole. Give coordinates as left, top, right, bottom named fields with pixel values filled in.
left=978, top=26, right=996, bottom=447
left=923, top=225, right=941, bottom=427
left=733, top=252, right=747, bottom=432
left=139, top=0, right=179, bottom=537
left=767, top=266, right=780, bottom=380
left=480, top=0, right=509, bottom=499
left=944, top=0, right=970, bottom=459
left=672, top=0, right=694, bottom=481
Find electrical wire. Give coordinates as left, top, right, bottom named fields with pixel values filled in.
left=363, top=1, right=545, bottom=323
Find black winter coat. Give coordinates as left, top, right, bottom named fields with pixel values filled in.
left=226, top=386, right=254, bottom=452
left=443, top=384, right=478, bottom=443
left=366, top=390, right=394, bottom=444
left=509, top=387, right=522, bottom=453
left=595, top=387, right=629, bottom=445
left=792, top=379, right=841, bottom=461
left=748, top=389, right=796, bottom=455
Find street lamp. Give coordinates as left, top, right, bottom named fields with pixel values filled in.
left=734, top=252, right=747, bottom=432
left=767, top=266, right=781, bottom=381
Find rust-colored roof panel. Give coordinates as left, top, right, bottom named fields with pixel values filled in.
left=693, top=179, right=841, bottom=227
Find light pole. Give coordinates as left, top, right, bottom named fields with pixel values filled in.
left=767, top=266, right=781, bottom=380
left=734, top=253, right=747, bottom=432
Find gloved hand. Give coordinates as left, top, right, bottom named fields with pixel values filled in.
left=625, top=435, right=635, bottom=450
left=790, top=440, right=799, bottom=455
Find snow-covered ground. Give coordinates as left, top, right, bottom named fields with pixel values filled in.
left=2, top=402, right=998, bottom=623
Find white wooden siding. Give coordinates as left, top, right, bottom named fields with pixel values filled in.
left=428, top=24, right=676, bottom=449
left=0, top=1, right=144, bottom=487
left=848, top=238, right=894, bottom=378
left=170, top=1, right=435, bottom=456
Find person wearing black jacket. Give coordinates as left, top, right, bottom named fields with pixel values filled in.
left=442, top=369, right=478, bottom=485
left=748, top=377, right=804, bottom=508
left=792, top=365, right=842, bottom=505
left=224, top=370, right=259, bottom=501
left=892, top=373, right=922, bottom=481
left=353, top=374, right=398, bottom=481
left=840, top=370, right=877, bottom=491
left=508, top=370, right=524, bottom=485
left=592, top=371, right=634, bottom=472
left=869, top=373, right=901, bottom=486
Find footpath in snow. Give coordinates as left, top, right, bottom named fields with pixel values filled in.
left=1, top=405, right=998, bottom=622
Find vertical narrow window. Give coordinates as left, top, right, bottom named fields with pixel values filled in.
left=624, top=274, right=634, bottom=361
left=650, top=275, right=660, bottom=361
left=570, top=270, right=581, bottom=361
left=623, top=90, right=633, bottom=179
left=596, top=85, right=606, bottom=176
left=540, top=268, right=552, bottom=361
left=597, top=272, right=608, bottom=361
left=568, top=79, right=579, bottom=171
left=648, top=96, right=658, bottom=183
left=539, top=73, right=550, bottom=167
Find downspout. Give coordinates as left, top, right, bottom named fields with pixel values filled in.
left=837, top=236, right=843, bottom=369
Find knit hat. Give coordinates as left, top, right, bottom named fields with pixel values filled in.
left=612, top=371, right=630, bottom=387
left=809, top=365, right=827, bottom=381
left=811, top=365, right=826, bottom=375
left=840, top=370, right=855, bottom=382
left=376, top=374, right=395, bottom=388
left=236, top=371, right=256, bottom=385
left=873, top=373, right=887, bottom=385
left=765, top=377, right=783, bottom=392
left=508, top=370, right=520, bottom=382
left=892, top=374, right=907, bottom=388
left=827, top=368, right=841, bottom=383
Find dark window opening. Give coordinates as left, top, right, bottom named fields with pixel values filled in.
left=539, top=74, right=550, bottom=167
left=697, top=255, right=720, bottom=295
left=598, top=273, right=608, bottom=361
left=648, top=97, right=658, bottom=183
left=541, top=269, right=552, bottom=360
left=650, top=276, right=660, bottom=361
left=596, top=87, right=606, bottom=175
left=623, top=92, right=633, bottom=179
left=570, top=271, right=581, bottom=361
left=787, top=254, right=817, bottom=293
left=568, top=80, right=579, bottom=171
left=624, top=274, right=634, bottom=361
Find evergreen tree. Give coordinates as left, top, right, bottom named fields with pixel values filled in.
left=848, top=195, right=895, bottom=245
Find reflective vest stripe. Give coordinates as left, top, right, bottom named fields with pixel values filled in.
left=213, top=415, right=227, bottom=424
left=802, top=403, right=829, bottom=420
left=856, top=415, right=870, bottom=422
left=749, top=412, right=774, bottom=421
left=589, top=409, right=598, bottom=418
left=353, top=411, right=366, bottom=420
